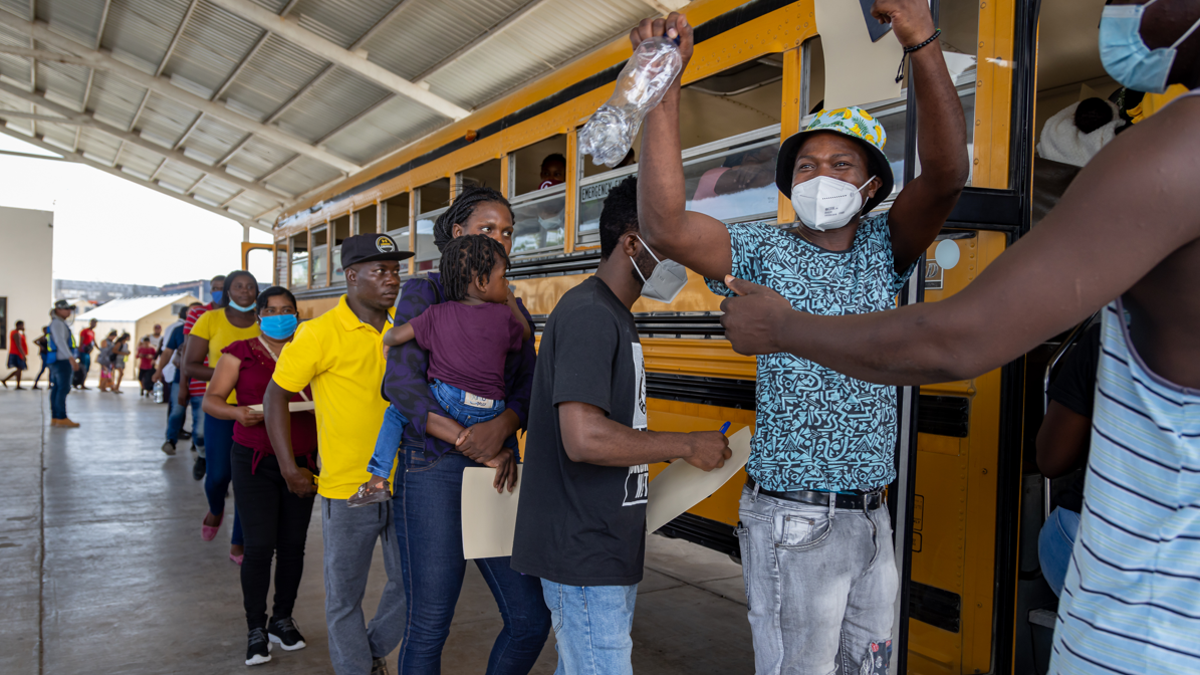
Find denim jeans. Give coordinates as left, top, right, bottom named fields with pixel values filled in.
left=204, top=416, right=243, bottom=547
left=322, top=496, right=406, bottom=675
left=48, top=360, right=72, bottom=419
left=367, top=405, right=410, bottom=478
left=1037, top=506, right=1080, bottom=597
left=541, top=580, right=638, bottom=675
left=79, top=352, right=91, bottom=382
left=430, top=380, right=516, bottom=450
left=395, top=447, right=550, bottom=674
left=738, top=485, right=898, bottom=675
left=167, top=382, right=205, bottom=446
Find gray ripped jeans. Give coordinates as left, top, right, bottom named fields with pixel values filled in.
left=737, top=485, right=898, bottom=675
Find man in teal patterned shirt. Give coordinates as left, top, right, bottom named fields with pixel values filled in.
left=632, top=1, right=969, bottom=672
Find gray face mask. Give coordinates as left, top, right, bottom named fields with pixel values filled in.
left=630, top=236, right=688, bottom=304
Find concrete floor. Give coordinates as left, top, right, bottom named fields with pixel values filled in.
left=0, top=386, right=755, bottom=674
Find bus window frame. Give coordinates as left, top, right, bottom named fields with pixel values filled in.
left=508, top=182, right=568, bottom=259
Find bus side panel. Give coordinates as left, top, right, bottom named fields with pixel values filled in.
left=907, top=231, right=1008, bottom=675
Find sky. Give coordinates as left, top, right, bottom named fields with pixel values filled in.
left=0, top=132, right=275, bottom=288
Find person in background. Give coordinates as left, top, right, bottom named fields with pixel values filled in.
left=30, top=326, right=50, bottom=390
left=538, top=153, right=567, bottom=189
left=2, top=320, right=29, bottom=389
left=111, top=333, right=131, bottom=394
left=615, top=148, right=636, bottom=168
left=46, top=300, right=81, bottom=427
left=181, top=274, right=227, bottom=481
left=148, top=323, right=163, bottom=352
left=691, top=145, right=778, bottom=202
left=713, top=2, right=1200, bottom=669
left=186, top=271, right=260, bottom=564
left=157, top=303, right=203, bottom=456
left=76, top=318, right=97, bottom=390
left=264, top=234, right=412, bottom=675
left=512, top=177, right=732, bottom=673
left=633, top=3, right=968, bottom=671
left=1035, top=324, right=1100, bottom=597
left=96, top=330, right=117, bottom=392
left=137, top=337, right=157, bottom=397
left=203, top=286, right=316, bottom=667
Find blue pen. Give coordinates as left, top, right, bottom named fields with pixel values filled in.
left=718, top=421, right=731, bottom=435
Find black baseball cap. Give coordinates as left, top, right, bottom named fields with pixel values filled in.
left=339, top=234, right=414, bottom=269
left=52, top=299, right=76, bottom=311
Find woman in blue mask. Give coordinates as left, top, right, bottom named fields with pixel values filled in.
left=203, top=285, right=317, bottom=666
left=184, top=270, right=260, bottom=565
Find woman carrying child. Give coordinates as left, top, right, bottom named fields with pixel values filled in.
left=202, top=286, right=316, bottom=666
left=382, top=186, right=550, bottom=674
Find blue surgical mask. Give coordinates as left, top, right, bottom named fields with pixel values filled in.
left=1099, top=0, right=1200, bottom=95
left=229, top=300, right=256, bottom=313
left=259, top=314, right=298, bottom=340
left=211, top=290, right=224, bottom=306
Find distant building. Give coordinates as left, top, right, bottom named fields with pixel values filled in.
left=75, top=294, right=201, bottom=349
left=54, top=279, right=162, bottom=306
left=0, top=206, right=53, bottom=364
left=160, top=279, right=213, bottom=304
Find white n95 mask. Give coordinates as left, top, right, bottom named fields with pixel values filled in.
left=631, top=236, right=688, bottom=304
left=791, top=175, right=875, bottom=231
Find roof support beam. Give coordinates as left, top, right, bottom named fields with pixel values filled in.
left=639, top=0, right=689, bottom=15
left=0, top=126, right=272, bottom=232
left=0, top=81, right=287, bottom=203
left=157, top=0, right=201, bottom=77
left=206, top=0, right=469, bottom=121
left=0, top=110, right=96, bottom=125
left=0, top=9, right=361, bottom=174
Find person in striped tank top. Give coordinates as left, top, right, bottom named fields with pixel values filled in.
left=713, top=1, right=1200, bottom=671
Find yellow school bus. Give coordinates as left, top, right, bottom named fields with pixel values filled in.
left=249, top=0, right=1173, bottom=672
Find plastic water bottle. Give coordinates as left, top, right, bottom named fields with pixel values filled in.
left=153, top=380, right=165, bottom=404
left=578, top=37, right=683, bottom=168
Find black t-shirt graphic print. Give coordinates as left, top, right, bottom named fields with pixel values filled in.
left=512, top=276, right=649, bottom=587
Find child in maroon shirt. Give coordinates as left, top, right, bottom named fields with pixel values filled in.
left=350, top=235, right=531, bottom=506
left=137, top=337, right=157, bottom=396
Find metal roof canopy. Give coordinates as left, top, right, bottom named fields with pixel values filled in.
left=0, top=0, right=682, bottom=233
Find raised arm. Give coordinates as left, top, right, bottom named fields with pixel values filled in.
left=559, top=401, right=730, bottom=470
left=876, top=0, right=970, bottom=273
left=634, top=14, right=734, bottom=280
left=718, top=98, right=1200, bottom=384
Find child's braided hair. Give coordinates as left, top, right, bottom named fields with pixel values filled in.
left=440, top=234, right=508, bottom=302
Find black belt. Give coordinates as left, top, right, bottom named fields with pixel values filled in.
left=746, top=476, right=884, bottom=511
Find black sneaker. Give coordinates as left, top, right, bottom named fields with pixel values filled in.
left=180, top=430, right=192, bottom=440
left=192, top=456, right=206, bottom=481
left=371, top=657, right=390, bottom=675
left=161, top=441, right=176, bottom=456
left=245, top=627, right=272, bottom=666
left=348, top=479, right=391, bottom=508
left=267, top=616, right=306, bottom=651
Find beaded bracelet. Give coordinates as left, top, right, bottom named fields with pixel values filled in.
left=895, top=29, right=942, bottom=83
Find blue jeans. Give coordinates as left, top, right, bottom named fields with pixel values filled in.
left=166, top=382, right=205, bottom=446
left=368, top=382, right=514, bottom=478
left=79, top=352, right=91, bottom=382
left=541, top=580, right=638, bottom=675
left=395, top=447, right=550, bottom=674
left=738, top=486, right=897, bottom=675
left=1037, top=506, right=1080, bottom=597
left=204, top=415, right=243, bottom=546
left=48, top=360, right=72, bottom=419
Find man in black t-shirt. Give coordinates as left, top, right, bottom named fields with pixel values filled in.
left=1035, top=323, right=1100, bottom=597
left=512, top=177, right=731, bottom=673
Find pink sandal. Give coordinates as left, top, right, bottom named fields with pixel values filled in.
left=229, top=553, right=244, bottom=565
left=201, top=512, right=223, bottom=542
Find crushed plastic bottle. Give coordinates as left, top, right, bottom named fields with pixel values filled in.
left=578, top=37, right=683, bottom=168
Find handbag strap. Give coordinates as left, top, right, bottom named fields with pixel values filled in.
left=256, top=336, right=310, bottom=402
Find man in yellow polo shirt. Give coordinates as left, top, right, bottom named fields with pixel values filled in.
left=265, top=233, right=412, bottom=675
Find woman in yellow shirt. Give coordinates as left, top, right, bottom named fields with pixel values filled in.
left=185, top=270, right=261, bottom=564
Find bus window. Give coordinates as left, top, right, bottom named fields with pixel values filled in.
left=679, top=55, right=783, bottom=151
left=461, top=159, right=502, bottom=191
left=289, top=232, right=307, bottom=289
left=354, top=204, right=377, bottom=235
left=418, top=178, right=451, bottom=213
left=311, top=226, right=328, bottom=288
left=683, top=129, right=779, bottom=224
left=415, top=180, right=450, bottom=272
left=511, top=135, right=567, bottom=198
left=331, top=214, right=351, bottom=284
left=577, top=165, right=638, bottom=248
left=383, top=193, right=411, bottom=248
left=510, top=184, right=566, bottom=257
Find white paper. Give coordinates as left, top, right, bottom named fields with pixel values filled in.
left=247, top=401, right=315, bottom=412
left=814, top=0, right=904, bottom=110
left=462, top=465, right=523, bottom=560
left=646, top=427, right=752, bottom=534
